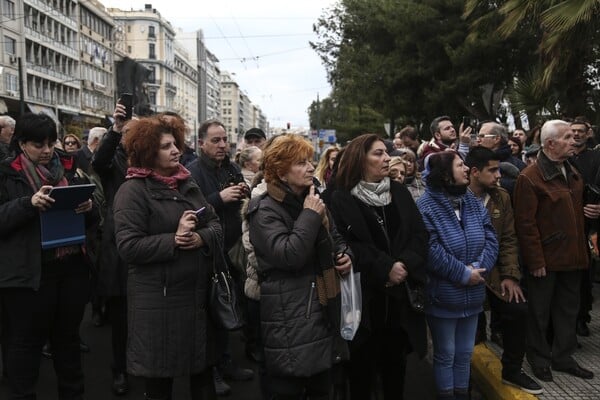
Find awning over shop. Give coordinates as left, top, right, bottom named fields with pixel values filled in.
left=27, top=104, right=59, bottom=126
left=0, top=99, right=7, bottom=114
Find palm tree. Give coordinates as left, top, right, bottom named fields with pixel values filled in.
left=465, top=0, right=600, bottom=118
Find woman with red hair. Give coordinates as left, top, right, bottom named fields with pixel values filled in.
left=247, top=134, right=351, bottom=399
left=113, top=116, right=222, bottom=400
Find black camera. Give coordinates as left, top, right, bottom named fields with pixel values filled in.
left=585, top=183, right=600, bottom=205
left=220, top=173, right=249, bottom=198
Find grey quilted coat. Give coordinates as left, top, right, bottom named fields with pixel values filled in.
left=113, top=176, right=222, bottom=377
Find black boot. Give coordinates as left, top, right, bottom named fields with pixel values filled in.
left=112, top=371, right=129, bottom=395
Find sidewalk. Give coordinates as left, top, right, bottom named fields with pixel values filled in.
left=472, top=283, right=600, bottom=400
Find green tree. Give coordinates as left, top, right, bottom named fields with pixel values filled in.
left=307, top=96, right=387, bottom=144
left=465, top=0, right=600, bottom=123
left=311, top=0, right=537, bottom=134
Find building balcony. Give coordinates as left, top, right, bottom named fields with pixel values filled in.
left=24, top=27, right=78, bottom=59
left=25, top=0, right=78, bottom=30
left=165, top=82, right=177, bottom=94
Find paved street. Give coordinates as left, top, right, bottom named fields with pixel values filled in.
left=0, top=306, right=438, bottom=399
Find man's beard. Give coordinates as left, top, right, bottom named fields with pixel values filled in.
left=440, top=137, right=455, bottom=146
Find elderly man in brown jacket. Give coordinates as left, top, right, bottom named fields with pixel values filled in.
left=466, top=146, right=542, bottom=395
left=514, top=120, right=598, bottom=383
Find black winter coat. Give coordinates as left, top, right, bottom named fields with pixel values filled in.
left=329, top=182, right=428, bottom=357
left=247, top=191, right=348, bottom=378
left=113, top=176, right=222, bottom=377
left=91, top=127, right=128, bottom=296
left=187, top=152, right=244, bottom=251
left=0, top=152, right=97, bottom=289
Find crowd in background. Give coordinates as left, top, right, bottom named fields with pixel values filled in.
left=0, top=108, right=599, bottom=400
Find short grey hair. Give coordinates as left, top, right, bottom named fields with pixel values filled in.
left=540, top=120, right=569, bottom=146
left=485, top=122, right=508, bottom=139
left=0, top=115, right=16, bottom=128
left=88, top=127, right=107, bottom=143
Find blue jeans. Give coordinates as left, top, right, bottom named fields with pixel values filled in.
left=427, top=314, right=478, bottom=393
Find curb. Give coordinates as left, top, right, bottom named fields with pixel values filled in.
left=471, top=343, right=539, bottom=400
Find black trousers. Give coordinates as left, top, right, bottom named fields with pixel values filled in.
left=487, top=289, right=528, bottom=376
left=526, top=270, right=581, bottom=369
left=347, top=327, right=409, bottom=399
left=0, top=254, right=89, bottom=400
left=268, top=369, right=331, bottom=400
left=144, top=368, right=216, bottom=400
left=106, top=296, right=127, bottom=374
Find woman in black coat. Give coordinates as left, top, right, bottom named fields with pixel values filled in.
left=248, top=134, right=352, bottom=400
left=113, top=116, right=222, bottom=400
left=328, top=134, right=429, bottom=399
left=0, top=113, right=95, bottom=399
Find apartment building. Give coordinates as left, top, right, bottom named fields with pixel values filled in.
left=109, top=3, right=176, bottom=114
left=173, top=33, right=198, bottom=133
left=0, top=0, right=119, bottom=132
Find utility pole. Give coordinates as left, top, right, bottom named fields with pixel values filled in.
left=18, top=57, right=25, bottom=116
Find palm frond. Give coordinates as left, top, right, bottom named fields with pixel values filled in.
left=542, top=0, right=600, bottom=33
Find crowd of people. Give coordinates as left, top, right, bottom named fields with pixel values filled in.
left=0, top=107, right=599, bottom=400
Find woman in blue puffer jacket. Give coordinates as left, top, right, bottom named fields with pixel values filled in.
left=416, top=151, right=498, bottom=400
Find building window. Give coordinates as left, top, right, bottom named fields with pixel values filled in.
left=4, top=73, right=17, bottom=91
left=3, top=0, right=15, bottom=19
left=148, top=25, right=155, bottom=38
left=5, top=37, right=16, bottom=54
left=149, top=43, right=156, bottom=59
left=148, top=66, right=156, bottom=83
left=127, top=25, right=131, bottom=33
left=127, top=45, right=132, bottom=53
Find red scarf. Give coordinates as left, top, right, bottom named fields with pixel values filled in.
left=126, top=164, right=191, bottom=190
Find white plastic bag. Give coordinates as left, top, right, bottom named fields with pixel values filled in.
left=340, top=267, right=362, bottom=340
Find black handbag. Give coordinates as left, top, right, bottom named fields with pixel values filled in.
left=404, top=281, right=426, bottom=313
left=208, top=229, right=246, bottom=330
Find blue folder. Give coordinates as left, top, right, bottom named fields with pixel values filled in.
left=40, top=184, right=95, bottom=249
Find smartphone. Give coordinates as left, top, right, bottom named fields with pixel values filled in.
left=462, top=116, right=471, bottom=128
left=195, top=207, right=206, bottom=217
left=118, top=93, right=133, bottom=120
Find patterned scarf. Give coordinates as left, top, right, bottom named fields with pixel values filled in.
left=126, top=164, right=191, bottom=190
left=15, top=152, right=68, bottom=191
left=266, top=181, right=340, bottom=330
left=14, top=152, right=79, bottom=259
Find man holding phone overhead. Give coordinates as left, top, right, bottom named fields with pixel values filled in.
left=90, top=98, right=134, bottom=396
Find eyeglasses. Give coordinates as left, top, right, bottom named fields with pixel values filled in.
left=477, top=134, right=496, bottom=139
left=64, top=141, right=78, bottom=146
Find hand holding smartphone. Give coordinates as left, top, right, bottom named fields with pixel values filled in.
left=195, top=207, right=206, bottom=217
left=118, top=93, right=133, bottom=121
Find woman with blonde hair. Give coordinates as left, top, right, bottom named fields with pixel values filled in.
left=315, top=145, right=340, bottom=190
left=237, top=146, right=262, bottom=186
left=389, top=156, right=408, bottom=183
left=400, top=148, right=425, bottom=201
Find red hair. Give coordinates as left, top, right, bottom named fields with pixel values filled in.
left=124, top=116, right=186, bottom=168
left=262, top=134, right=314, bottom=184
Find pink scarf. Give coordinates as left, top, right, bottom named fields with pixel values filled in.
left=126, top=164, right=191, bottom=190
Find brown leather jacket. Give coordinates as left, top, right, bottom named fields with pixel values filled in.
left=513, top=151, right=588, bottom=272
left=485, top=186, right=521, bottom=300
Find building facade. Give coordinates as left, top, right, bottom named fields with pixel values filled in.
left=108, top=3, right=176, bottom=114
left=0, top=0, right=119, bottom=133
left=173, top=32, right=198, bottom=133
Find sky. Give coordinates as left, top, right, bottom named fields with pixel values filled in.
left=101, top=0, right=338, bottom=129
